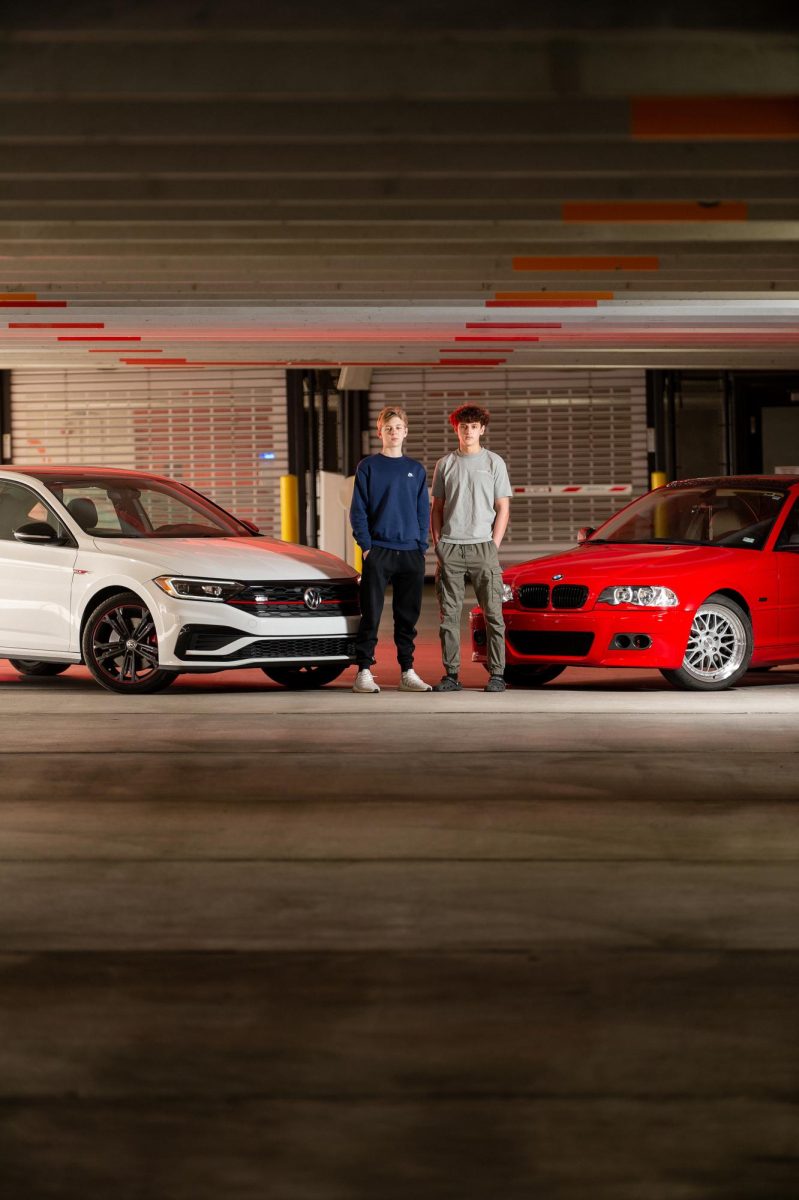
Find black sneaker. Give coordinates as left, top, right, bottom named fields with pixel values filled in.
left=484, top=674, right=507, bottom=693
left=433, top=674, right=463, bottom=692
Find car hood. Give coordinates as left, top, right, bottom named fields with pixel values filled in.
left=88, top=535, right=358, bottom=581
left=506, top=541, right=751, bottom=584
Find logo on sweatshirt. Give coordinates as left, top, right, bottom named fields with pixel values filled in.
left=407, top=472, right=414, bottom=477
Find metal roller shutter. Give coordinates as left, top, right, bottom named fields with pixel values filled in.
left=9, top=368, right=288, bottom=536
left=368, top=368, right=648, bottom=557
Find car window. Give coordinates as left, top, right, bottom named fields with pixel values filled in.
left=0, top=480, right=68, bottom=541
left=136, top=487, right=204, bottom=533
left=43, top=476, right=247, bottom=538
left=591, top=486, right=787, bottom=551
left=775, top=499, right=799, bottom=550
left=60, top=485, right=126, bottom=535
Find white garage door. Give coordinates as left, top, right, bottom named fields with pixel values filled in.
left=9, top=368, right=288, bottom=536
left=369, top=368, right=648, bottom=556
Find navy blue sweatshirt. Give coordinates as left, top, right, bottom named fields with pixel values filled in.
left=350, top=454, right=430, bottom=552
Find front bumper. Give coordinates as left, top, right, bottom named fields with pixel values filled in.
left=470, top=603, right=692, bottom=670
left=147, top=587, right=359, bottom=670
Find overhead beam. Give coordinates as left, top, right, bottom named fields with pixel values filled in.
left=0, top=34, right=796, bottom=99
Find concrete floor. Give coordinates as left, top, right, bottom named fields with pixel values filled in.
left=1, top=588, right=797, bottom=1199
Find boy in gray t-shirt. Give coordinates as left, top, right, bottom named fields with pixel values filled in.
left=431, top=404, right=512, bottom=692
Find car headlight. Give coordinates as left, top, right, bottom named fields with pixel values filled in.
left=501, top=583, right=514, bottom=604
left=597, top=585, right=679, bottom=608
left=153, top=576, right=245, bottom=602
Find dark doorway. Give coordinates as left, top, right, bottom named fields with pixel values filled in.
left=732, top=375, right=799, bottom=474
left=650, top=371, right=799, bottom=481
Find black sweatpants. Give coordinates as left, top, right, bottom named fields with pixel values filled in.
left=354, top=546, right=426, bottom=671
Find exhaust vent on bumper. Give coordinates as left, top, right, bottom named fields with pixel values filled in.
left=610, top=633, right=652, bottom=651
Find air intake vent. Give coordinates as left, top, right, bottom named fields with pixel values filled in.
left=508, top=631, right=594, bottom=657
left=551, top=585, right=589, bottom=610
left=518, top=584, right=549, bottom=609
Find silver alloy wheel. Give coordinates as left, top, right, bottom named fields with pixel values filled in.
left=682, top=602, right=748, bottom=684
left=91, top=602, right=159, bottom=685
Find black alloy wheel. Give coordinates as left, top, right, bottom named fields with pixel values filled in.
left=82, top=591, right=177, bottom=694
left=8, top=659, right=71, bottom=677
left=261, top=662, right=348, bottom=689
left=503, top=664, right=566, bottom=688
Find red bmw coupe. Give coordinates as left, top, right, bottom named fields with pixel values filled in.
left=471, top=476, right=799, bottom=691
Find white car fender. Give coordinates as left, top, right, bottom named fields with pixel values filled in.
left=74, top=571, right=167, bottom=650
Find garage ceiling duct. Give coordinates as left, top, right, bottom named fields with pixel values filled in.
left=337, top=368, right=373, bottom=392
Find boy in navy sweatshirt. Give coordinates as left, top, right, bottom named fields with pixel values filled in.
left=349, top=405, right=432, bottom=692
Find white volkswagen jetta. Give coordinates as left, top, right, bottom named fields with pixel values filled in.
left=0, top=466, right=360, bottom=693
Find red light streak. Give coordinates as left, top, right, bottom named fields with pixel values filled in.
left=524, top=331, right=799, bottom=344
left=0, top=301, right=68, bottom=308
left=486, top=300, right=598, bottom=308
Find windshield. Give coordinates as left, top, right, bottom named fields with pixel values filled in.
left=590, top=485, right=788, bottom=551
left=40, top=476, right=252, bottom=539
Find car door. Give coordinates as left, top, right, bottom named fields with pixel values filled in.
left=773, top=497, right=799, bottom=651
left=0, top=479, right=78, bottom=652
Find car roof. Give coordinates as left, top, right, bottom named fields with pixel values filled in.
left=0, top=465, right=172, bottom=484
left=665, top=475, right=799, bottom=489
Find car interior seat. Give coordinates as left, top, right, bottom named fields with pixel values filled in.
left=66, top=497, right=99, bottom=532
left=709, top=503, right=747, bottom=541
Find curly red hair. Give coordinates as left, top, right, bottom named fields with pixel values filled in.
left=449, top=404, right=490, bottom=430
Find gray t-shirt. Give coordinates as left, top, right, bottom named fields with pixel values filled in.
left=431, top=448, right=512, bottom=544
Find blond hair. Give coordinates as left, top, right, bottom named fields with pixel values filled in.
left=376, top=405, right=408, bottom=432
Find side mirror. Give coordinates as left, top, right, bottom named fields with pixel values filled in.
left=239, top=518, right=261, bottom=535
left=13, top=521, right=64, bottom=545
left=576, top=526, right=595, bottom=545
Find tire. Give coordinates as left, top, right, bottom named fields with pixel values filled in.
left=8, top=659, right=72, bottom=677
left=81, top=591, right=178, bottom=695
left=503, top=664, right=566, bottom=688
left=660, top=594, right=752, bottom=691
left=261, top=662, right=348, bottom=689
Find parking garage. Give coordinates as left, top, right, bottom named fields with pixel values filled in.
left=0, top=4, right=798, bottom=1198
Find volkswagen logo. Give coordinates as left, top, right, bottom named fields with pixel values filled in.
left=303, top=587, right=322, bottom=610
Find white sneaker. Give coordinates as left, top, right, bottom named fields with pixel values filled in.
left=353, top=668, right=380, bottom=693
left=399, top=668, right=433, bottom=692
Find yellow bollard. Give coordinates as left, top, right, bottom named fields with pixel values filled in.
left=651, top=471, right=668, bottom=539
left=280, top=474, right=299, bottom=543
left=353, top=542, right=363, bottom=573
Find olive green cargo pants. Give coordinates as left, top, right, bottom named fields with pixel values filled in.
left=435, top=540, right=506, bottom=678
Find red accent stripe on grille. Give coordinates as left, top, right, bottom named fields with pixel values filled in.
left=229, top=599, right=343, bottom=606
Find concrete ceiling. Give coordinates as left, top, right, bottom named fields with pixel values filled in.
left=0, top=1, right=797, bottom=373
